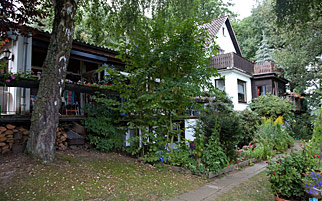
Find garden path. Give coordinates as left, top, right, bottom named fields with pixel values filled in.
left=169, top=144, right=302, bottom=201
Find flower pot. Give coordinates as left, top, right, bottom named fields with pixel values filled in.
left=274, top=195, right=290, bottom=201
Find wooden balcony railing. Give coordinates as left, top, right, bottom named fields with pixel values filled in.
left=254, top=61, right=281, bottom=74
left=209, top=52, right=253, bottom=74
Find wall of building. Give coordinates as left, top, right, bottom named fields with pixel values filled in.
left=212, top=69, right=252, bottom=111
left=6, top=35, right=32, bottom=114
left=184, top=118, right=197, bottom=141
left=215, top=23, right=237, bottom=54
left=251, top=78, right=273, bottom=98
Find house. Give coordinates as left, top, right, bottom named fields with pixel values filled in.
left=205, top=16, right=287, bottom=109
left=0, top=19, right=288, bottom=146
left=184, top=16, right=289, bottom=141
left=203, top=16, right=253, bottom=111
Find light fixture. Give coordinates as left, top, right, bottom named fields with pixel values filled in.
left=2, top=48, right=14, bottom=61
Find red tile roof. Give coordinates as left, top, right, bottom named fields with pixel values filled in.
left=200, top=16, right=228, bottom=38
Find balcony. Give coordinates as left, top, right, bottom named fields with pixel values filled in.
left=209, top=52, right=253, bottom=74
left=254, top=61, right=282, bottom=74
left=0, top=77, right=117, bottom=121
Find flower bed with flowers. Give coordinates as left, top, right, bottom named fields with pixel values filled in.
left=234, top=143, right=257, bottom=164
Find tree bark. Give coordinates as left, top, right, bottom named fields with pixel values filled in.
left=26, top=0, right=78, bottom=162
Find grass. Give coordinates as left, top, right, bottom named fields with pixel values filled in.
left=216, top=171, right=274, bottom=201
left=0, top=151, right=206, bottom=201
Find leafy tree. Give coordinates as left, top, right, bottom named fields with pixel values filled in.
left=232, top=0, right=277, bottom=61
left=1, top=0, right=78, bottom=161
left=232, top=16, right=259, bottom=61
left=100, top=0, right=220, bottom=156
left=274, top=0, right=321, bottom=28
left=197, top=0, right=236, bottom=21
left=26, top=0, right=78, bottom=161
left=0, top=0, right=50, bottom=38
left=273, top=0, right=321, bottom=107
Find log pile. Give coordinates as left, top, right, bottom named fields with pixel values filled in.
left=0, top=125, right=69, bottom=153
left=55, top=128, right=68, bottom=151
left=0, top=124, right=29, bottom=154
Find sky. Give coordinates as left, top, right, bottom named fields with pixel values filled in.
left=223, top=0, right=258, bottom=20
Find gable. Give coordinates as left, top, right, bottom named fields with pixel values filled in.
left=202, top=16, right=242, bottom=56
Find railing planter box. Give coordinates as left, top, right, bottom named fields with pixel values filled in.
left=0, top=76, right=117, bottom=95
left=0, top=78, right=39, bottom=88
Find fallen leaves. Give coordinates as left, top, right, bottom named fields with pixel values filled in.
left=0, top=150, right=206, bottom=200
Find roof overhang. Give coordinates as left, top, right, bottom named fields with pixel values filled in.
left=218, top=67, right=252, bottom=78
left=252, top=72, right=289, bottom=83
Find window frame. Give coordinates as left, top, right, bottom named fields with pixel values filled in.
left=215, top=79, right=225, bottom=91
left=257, top=85, right=266, bottom=97
left=237, top=79, right=247, bottom=103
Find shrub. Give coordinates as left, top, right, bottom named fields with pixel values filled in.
left=267, top=147, right=316, bottom=199
left=202, top=129, right=229, bottom=174
left=218, top=112, right=242, bottom=159
left=255, top=117, right=294, bottom=159
left=237, top=109, right=261, bottom=147
left=249, top=94, right=295, bottom=120
left=198, top=92, right=242, bottom=160
left=285, top=113, right=313, bottom=140
left=84, top=102, right=123, bottom=152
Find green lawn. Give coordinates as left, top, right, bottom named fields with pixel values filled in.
left=0, top=151, right=206, bottom=201
left=216, top=171, right=274, bottom=201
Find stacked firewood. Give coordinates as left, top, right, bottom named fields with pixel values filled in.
left=0, top=124, right=29, bottom=154
left=55, top=127, right=68, bottom=151
left=0, top=125, right=69, bottom=153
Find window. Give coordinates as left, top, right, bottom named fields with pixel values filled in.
left=238, top=80, right=246, bottom=103
left=215, top=79, right=225, bottom=91
left=257, top=86, right=266, bottom=97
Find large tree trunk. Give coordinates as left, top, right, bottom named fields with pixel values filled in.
left=26, top=0, right=78, bottom=162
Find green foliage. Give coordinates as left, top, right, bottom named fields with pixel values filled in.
left=84, top=97, right=123, bottom=152
left=197, top=0, right=236, bottom=21
left=105, top=0, right=220, bottom=157
left=237, top=109, right=261, bottom=147
left=255, top=117, right=294, bottom=159
left=311, top=109, right=322, bottom=152
left=218, top=111, right=242, bottom=159
left=198, top=93, right=242, bottom=160
left=232, top=0, right=277, bottom=61
left=249, top=94, right=295, bottom=120
left=274, top=0, right=321, bottom=28
left=202, top=130, right=229, bottom=173
left=254, top=33, right=274, bottom=63
left=285, top=113, right=313, bottom=140
left=266, top=147, right=316, bottom=199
